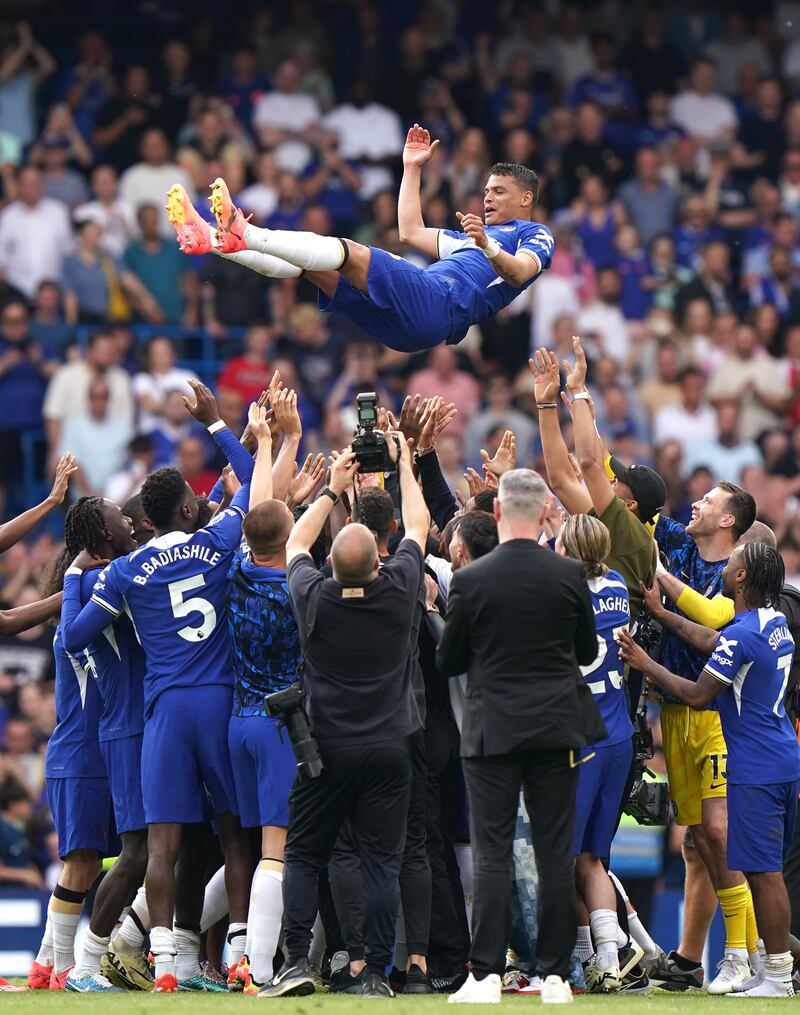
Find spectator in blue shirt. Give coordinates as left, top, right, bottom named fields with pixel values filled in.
left=0, top=778, right=43, bottom=888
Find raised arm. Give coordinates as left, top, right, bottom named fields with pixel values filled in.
left=271, top=388, right=302, bottom=502
left=0, top=454, right=76, bottom=553
left=531, top=349, right=592, bottom=514
left=394, top=431, right=430, bottom=550
left=183, top=379, right=255, bottom=484
left=566, top=336, right=615, bottom=516
left=286, top=451, right=360, bottom=565
left=247, top=403, right=273, bottom=510
left=397, top=123, right=442, bottom=260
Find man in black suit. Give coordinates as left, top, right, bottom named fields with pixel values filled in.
left=437, top=469, right=604, bottom=1006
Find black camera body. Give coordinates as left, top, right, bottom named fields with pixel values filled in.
left=624, top=773, right=671, bottom=826
left=351, top=392, right=396, bottom=473
left=264, top=684, right=323, bottom=781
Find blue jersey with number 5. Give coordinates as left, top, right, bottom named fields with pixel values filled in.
left=88, top=487, right=247, bottom=717
left=581, top=570, right=633, bottom=747
left=705, top=607, right=800, bottom=786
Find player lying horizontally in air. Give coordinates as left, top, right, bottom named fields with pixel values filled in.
left=166, top=124, right=553, bottom=354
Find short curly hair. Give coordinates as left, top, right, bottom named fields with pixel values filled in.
left=141, top=467, right=188, bottom=530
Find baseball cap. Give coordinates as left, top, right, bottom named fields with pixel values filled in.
left=609, top=456, right=667, bottom=523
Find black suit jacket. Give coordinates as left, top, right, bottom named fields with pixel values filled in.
left=436, top=539, right=606, bottom=758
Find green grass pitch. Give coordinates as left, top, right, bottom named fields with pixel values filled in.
left=0, top=991, right=792, bottom=1013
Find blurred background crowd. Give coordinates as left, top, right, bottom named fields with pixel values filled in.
left=0, top=0, right=797, bottom=915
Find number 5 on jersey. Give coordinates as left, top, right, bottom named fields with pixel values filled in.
left=169, top=574, right=217, bottom=641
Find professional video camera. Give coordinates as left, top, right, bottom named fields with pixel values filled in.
left=264, top=684, right=323, bottom=781
left=623, top=608, right=671, bottom=825
left=351, top=392, right=396, bottom=473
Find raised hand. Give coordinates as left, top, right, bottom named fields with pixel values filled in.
left=562, top=334, right=588, bottom=395
left=48, top=454, right=78, bottom=505
left=455, top=211, right=488, bottom=249
left=183, top=378, right=221, bottom=427
left=71, top=548, right=110, bottom=572
left=247, top=401, right=271, bottom=445
left=530, top=348, right=561, bottom=404
left=399, top=393, right=429, bottom=445
left=616, top=627, right=649, bottom=672
left=329, top=449, right=360, bottom=495
left=272, top=388, right=302, bottom=440
left=241, top=389, right=269, bottom=449
left=464, top=467, right=491, bottom=498
left=221, top=463, right=241, bottom=501
left=403, top=123, right=440, bottom=169
left=418, top=396, right=457, bottom=449
left=288, top=453, right=325, bottom=507
left=480, top=429, right=516, bottom=478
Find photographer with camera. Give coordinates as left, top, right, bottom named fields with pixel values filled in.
left=263, top=431, right=430, bottom=1000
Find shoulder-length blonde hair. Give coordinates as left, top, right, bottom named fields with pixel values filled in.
left=561, top=514, right=610, bottom=579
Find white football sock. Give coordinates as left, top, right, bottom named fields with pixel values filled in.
left=247, top=859, right=284, bottom=986
left=608, top=870, right=628, bottom=902
left=227, top=921, right=247, bottom=966
left=35, top=914, right=54, bottom=966
left=51, top=891, right=86, bottom=974
left=200, top=865, right=228, bottom=932
left=243, top=222, right=346, bottom=271
left=765, top=951, right=792, bottom=984
left=113, top=885, right=150, bottom=953
left=72, top=929, right=110, bottom=978
left=174, top=927, right=201, bottom=981
left=616, top=925, right=629, bottom=949
left=217, top=246, right=303, bottom=278
left=575, top=925, right=593, bottom=963
left=150, top=926, right=176, bottom=981
left=628, top=910, right=658, bottom=959
left=590, top=909, right=620, bottom=970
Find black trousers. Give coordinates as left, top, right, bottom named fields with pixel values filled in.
left=463, top=749, right=578, bottom=980
left=328, top=729, right=432, bottom=959
left=784, top=799, right=800, bottom=938
left=425, top=710, right=470, bottom=977
left=283, top=742, right=411, bottom=973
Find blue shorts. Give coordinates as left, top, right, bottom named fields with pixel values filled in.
left=141, top=685, right=237, bottom=824
left=728, top=781, right=799, bottom=872
left=100, top=734, right=146, bottom=835
left=228, top=714, right=296, bottom=828
left=574, top=739, right=633, bottom=857
left=319, top=247, right=465, bottom=352
left=46, top=776, right=111, bottom=858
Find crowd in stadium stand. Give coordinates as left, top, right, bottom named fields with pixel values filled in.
left=0, top=0, right=799, bottom=899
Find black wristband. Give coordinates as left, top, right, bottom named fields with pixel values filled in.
left=321, top=486, right=339, bottom=504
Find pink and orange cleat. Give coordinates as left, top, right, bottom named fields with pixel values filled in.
left=49, top=966, right=72, bottom=990
left=153, top=973, right=178, bottom=993
left=166, top=184, right=213, bottom=254
left=209, top=178, right=250, bottom=254
left=27, top=961, right=53, bottom=990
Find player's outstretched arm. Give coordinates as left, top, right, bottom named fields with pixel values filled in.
left=567, top=336, right=614, bottom=516
left=639, top=581, right=720, bottom=656
left=617, top=629, right=722, bottom=707
left=531, top=350, right=592, bottom=515
left=0, top=454, right=77, bottom=554
left=398, top=123, right=442, bottom=260
left=184, top=379, right=255, bottom=484
left=456, top=212, right=541, bottom=287
left=247, top=402, right=273, bottom=510
left=393, top=432, right=430, bottom=551
left=0, top=592, right=62, bottom=636
left=60, top=564, right=118, bottom=654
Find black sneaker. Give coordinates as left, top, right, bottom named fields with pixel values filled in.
left=328, top=966, right=363, bottom=994
left=362, top=971, right=395, bottom=998
left=619, top=963, right=654, bottom=996
left=257, top=958, right=316, bottom=998
left=404, top=963, right=433, bottom=995
left=431, top=971, right=468, bottom=994
left=648, top=950, right=704, bottom=992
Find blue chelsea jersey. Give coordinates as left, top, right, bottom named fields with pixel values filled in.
left=60, top=568, right=145, bottom=743
left=581, top=570, right=634, bottom=747
left=429, top=219, right=554, bottom=324
left=89, top=492, right=247, bottom=718
left=45, top=624, right=105, bottom=779
left=705, top=607, right=800, bottom=786
left=227, top=550, right=301, bottom=717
